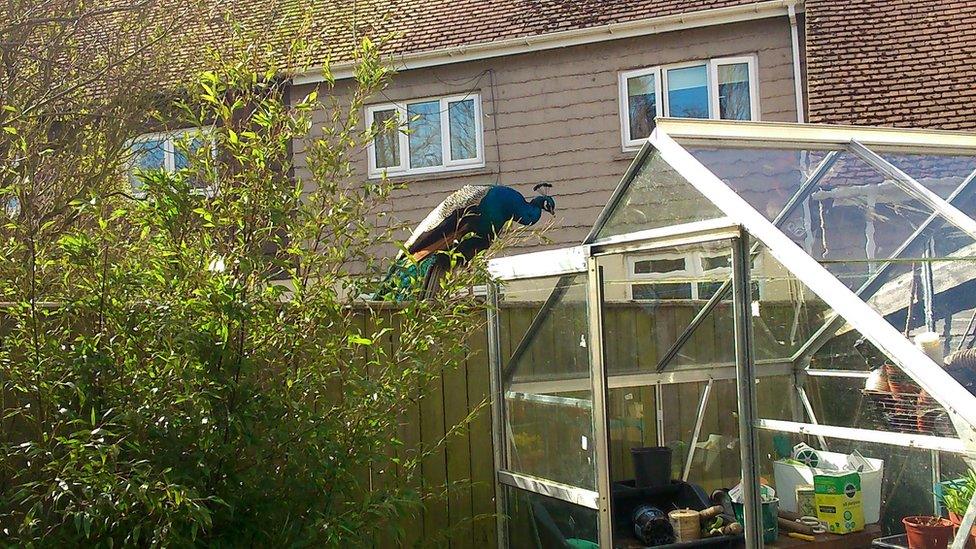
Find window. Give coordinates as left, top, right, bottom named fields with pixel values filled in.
left=710, top=56, right=758, bottom=121
left=619, top=56, right=759, bottom=149
left=366, top=94, right=484, bottom=178
left=628, top=251, right=760, bottom=301
left=666, top=63, right=709, bottom=119
left=128, top=129, right=213, bottom=194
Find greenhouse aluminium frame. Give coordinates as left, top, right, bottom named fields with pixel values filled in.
left=486, top=119, right=976, bottom=548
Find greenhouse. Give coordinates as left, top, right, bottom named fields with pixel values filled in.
left=485, top=119, right=976, bottom=548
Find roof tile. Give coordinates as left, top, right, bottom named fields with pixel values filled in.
left=806, top=0, right=976, bottom=130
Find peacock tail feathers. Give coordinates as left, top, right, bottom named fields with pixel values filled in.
left=373, top=254, right=439, bottom=301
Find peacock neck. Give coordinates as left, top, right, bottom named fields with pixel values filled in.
left=513, top=201, right=542, bottom=225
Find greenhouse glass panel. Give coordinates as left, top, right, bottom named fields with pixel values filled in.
left=686, top=146, right=836, bottom=223
left=591, top=148, right=724, bottom=241
left=881, top=153, right=976, bottom=199
left=600, top=242, right=736, bottom=374
left=503, top=485, right=598, bottom=548
left=499, top=274, right=596, bottom=489
left=775, top=151, right=936, bottom=287
left=680, top=379, right=742, bottom=491
left=750, top=246, right=833, bottom=362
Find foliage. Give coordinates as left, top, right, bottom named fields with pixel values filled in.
left=0, top=2, right=496, bottom=546
left=943, top=469, right=976, bottom=517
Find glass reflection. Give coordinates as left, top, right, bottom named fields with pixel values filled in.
left=666, top=64, right=709, bottom=119
left=500, top=274, right=595, bottom=489
left=448, top=99, right=477, bottom=161
left=407, top=100, right=442, bottom=168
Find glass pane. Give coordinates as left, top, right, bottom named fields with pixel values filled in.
left=503, top=485, right=598, bottom=548
left=634, top=257, right=685, bottom=274
left=681, top=379, right=743, bottom=492
left=800, top=327, right=967, bottom=438
left=407, top=100, right=442, bottom=168
left=372, top=109, right=400, bottom=169
left=448, top=99, right=477, bottom=161
left=500, top=274, right=595, bottom=489
left=686, top=146, right=836, bottom=222
left=594, top=149, right=724, bottom=240
left=129, top=138, right=166, bottom=187
left=751, top=246, right=835, bottom=362
left=758, top=431, right=939, bottom=536
left=881, top=153, right=976, bottom=199
left=627, top=73, right=658, bottom=141
left=666, top=64, right=708, bottom=119
left=601, top=242, right=736, bottom=375
left=606, top=385, right=658, bottom=482
left=774, top=152, right=948, bottom=290
left=717, top=62, right=752, bottom=120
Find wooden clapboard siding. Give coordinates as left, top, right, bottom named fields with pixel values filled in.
left=292, top=17, right=800, bottom=265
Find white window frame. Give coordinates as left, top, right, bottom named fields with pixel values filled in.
left=366, top=93, right=484, bottom=179
left=618, top=67, right=665, bottom=150
left=709, top=55, right=760, bottom=125
left=619, top=55, right=760, bottom=151
left=627, top=250, right=762, bottom=301
left=127, top=128, right=215, bottom=196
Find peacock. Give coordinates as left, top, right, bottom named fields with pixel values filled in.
left=375, top=183, right=556, bottom=300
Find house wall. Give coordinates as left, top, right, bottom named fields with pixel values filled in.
left=293, top=16, right=799, bottom=270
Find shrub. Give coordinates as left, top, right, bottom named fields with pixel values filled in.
left=1, top=3, right=493, bottom=546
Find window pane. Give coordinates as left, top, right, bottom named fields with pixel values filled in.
left=627, top=73, right=657, bottom=141
left=701, top=254, right=731, bottom=271
left=130, top=139, right=166, bottom=186
left=718, top=62, right=752, bottom=120
left=371, top=109, right=400, bottom=169
left=633, top=257, right=685, bottom=274
left=500, top=274, right=595, bottom=489
left=448, top=99, right=477, bottom=161
left=632, top=282, right=693, bottom=300
left=407, top=101, right=442, bottom=168
left=666, top=65, right=708, bottom=119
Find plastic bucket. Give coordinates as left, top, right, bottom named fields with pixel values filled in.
left=733, top=498, right=779, bottom=543
left=631, top=446, right=672, bottom=488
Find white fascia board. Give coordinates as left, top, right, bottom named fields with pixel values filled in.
left=649, top=127, right=976, bottom=434
left=488, top=246, right=586, bottom=281
left=655, top=118, right=976, bottom=151
left=294, top=0, right=800, bottom=85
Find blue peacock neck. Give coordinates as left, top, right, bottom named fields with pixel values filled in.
left=513, top=199, right=543, bottom=225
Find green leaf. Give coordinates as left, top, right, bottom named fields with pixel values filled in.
left=347, top=335, right=373, bottom=345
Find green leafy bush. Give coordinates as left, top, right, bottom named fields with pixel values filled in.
left=943, top=469, right=976, bottom=518
left=1, top=4, right=496, bottom=546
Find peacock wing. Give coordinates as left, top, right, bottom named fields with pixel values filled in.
left=403, top=185, right=492, bottom=259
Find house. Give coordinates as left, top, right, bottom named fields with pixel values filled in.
left=127, top=0, right=976, bottom=286
left=289, top=0, right=804, bottom=255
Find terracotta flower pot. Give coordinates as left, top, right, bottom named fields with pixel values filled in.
left=903, top=516, right=953, bottom=549
left=949, top=511, right=976, bottom=549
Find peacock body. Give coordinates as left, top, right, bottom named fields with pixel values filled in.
left=375, top=184, right=555, bottom=300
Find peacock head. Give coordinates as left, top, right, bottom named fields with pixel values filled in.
left=530, top=183, right=556, bottom=215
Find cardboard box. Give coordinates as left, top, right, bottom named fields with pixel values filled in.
left=774, top=451, right=883, bottom=524
left=814, top=472, right=864, bottom=534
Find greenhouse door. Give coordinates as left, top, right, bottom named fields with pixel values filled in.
left=591, top=231, right=766, bottom=547
left=488, top=273, right=605, bottom=548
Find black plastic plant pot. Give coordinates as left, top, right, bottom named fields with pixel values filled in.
left=631, top=446, right=672, bottom=488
